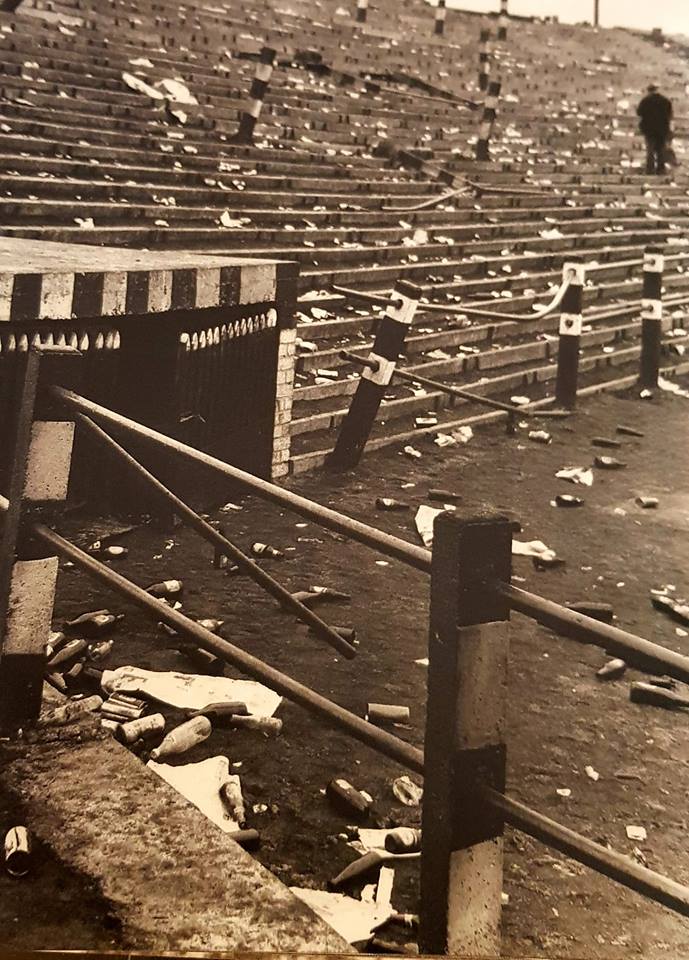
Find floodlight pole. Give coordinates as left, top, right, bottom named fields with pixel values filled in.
left=594, top=0, right=599, bottom=26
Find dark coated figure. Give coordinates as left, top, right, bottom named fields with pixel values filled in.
left=637, top=84, right=673, bottom=175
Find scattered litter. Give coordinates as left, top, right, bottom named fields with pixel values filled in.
left=552, top=494, right=584, bottom=507
left=327, top=778, right=373, bottom=819
left=651, top=592, right=689, bottom=627
left=415, top=658, right=429, bottom=668
left=617, top=424, right=644, bottom=438
left=567, top=602, right=613, bottom=623
left=155, top=77, right=198, bottom=105
left=403, top=445, right=422, bottom=460
left=594, top=456, right=626, bottom=470
left=512, top=539, right=557, bottom=562
left=630, top=681, right=689, bottom=710
left=4, top=827, right=31, bottom=878
left=556, top=466, right=593, bottom=486
left=528, top=430, right=551, bottom=444
left=392, top=775, right=423, bottom=807
left=428, top=488, right=461, bottom=502
left=451, top=425, right=473, bottom=444
left=290, top=886, right=394, bottom=945
left=414, top=505, right=442, bottom=548
left=585, top=765, right=600, bottom=782
left=367, top=703, right=410, bottom=726
left=251, top=542, right=284, bottom=559
left=556, top=788, right=571, bottom=798
left=591, top=436, right=621, bottom=449
left=658, top=376, right=689, bottom=399
left=101, top=666, right=281, bottom=717
left=74, top=217, right=95, bottom=229
left=375, top=498, right=409, bottom=511
left=636, top=496, right=658, bottom=508
left=148, top=756, right=245, bottom=833
left=510, top=396, right=531, bottom=406
left=121, top=72, right=164, bottom=99
left=625, top=825, right=647, bottom=842
left=414, top=415, right=438, bottom=429
left=149, top=715, right=211, bottom=760
left=433, top=433, right=456, bottom=448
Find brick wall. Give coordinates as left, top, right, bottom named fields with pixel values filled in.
left=271, top=326, right=296, bottom=478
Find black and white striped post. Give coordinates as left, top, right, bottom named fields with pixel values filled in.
left=478, top=29, right=491, bottom=91
left=0, top=344, right=80, bottom=730
left=497, top=0, right=508, bottom=41
left=555, top=257, right=585, bottom=409
left=475, top=79, right=501, bottom=161
left=235, top=46, right=276, bottom=144
left=356, top=0, right=368, bottom=23
left=639, top=246, right=664, bottom=390
left=327, top=281, right=421, bottom=471
left=420, top=511, right=511, bottom=956
left=435, top=0, right=447, bottom=36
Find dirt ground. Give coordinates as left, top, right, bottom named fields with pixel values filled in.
left=2, top=379, right=689, bottom=958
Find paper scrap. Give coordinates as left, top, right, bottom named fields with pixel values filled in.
left=147, top=756, right=242, bottom=833
left=101, top=666, right=281, bottom=717
left=290, top=887, right=393, bottom=944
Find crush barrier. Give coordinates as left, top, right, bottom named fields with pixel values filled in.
left=2, top=363, right=689, bottom=954
left=327, top=245, right=669, bottom=462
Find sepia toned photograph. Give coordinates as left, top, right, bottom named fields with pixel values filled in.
left=0, top=0, right=688, bottom=956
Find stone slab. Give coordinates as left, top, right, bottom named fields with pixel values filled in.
left=0, top=727, right=351, bottom=953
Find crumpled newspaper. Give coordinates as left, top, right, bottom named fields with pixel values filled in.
left=148, top=755, right=243, bottom=833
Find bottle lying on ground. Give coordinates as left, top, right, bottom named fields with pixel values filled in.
left=46, top=638, right=88, bottom=671
left=64, top=610, right=123, bottom=638
left=188, top=701, right=249, bottom=721
left=38, top=695, right=103, bottom=728
left=630, top=682, right=689, bottom=710
left=326, top=778, right=372, bottom=819
left=375, top=498, right=410, bottom=511
left=4, top=827, right=31, bottom=878
left=251, top=542, right=284, bottom=559
left=367, top=703, right=411, bottom=725
left=115, top=713, right=166, bottom=745
left=146, top=579, right=184, bottom=600
left=308, top=624, right=357, bottom=645
left=384, top=827, right=421, bottom=854
left=596, top=658, right=626, bottom=680
left=149, top=716, right=212, bottom=760
left=229, top=715, right=282, bottom=736
left=220, top=779, right=246, bottom=826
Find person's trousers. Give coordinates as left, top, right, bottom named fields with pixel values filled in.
left=645, top=134, right=667, bottom=174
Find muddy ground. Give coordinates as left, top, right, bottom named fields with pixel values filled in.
left=2, top=380, right=689, bottom=958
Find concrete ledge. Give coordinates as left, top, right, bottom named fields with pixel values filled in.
left=0, top=726, right=350, bottom=953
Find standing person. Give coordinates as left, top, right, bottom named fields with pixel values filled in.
left=637, top=84, right=673, bottom=175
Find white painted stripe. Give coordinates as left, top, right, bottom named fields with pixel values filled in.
left=23, top=421, right=75, bottom=501
left=239, top=263, right=277, bottom=305
left=2, top=557, right=59, bottom=655
left=0, top=274, right=14, bottom=322
left=101, top=271, right=128, bottom=316
left=386, top=291, right=418, bottom=326
left=486, top=96, right=498, bottom=109
left=357, top=0, right=368, bottom=7
left=479, top=121, right=491, bottom=139
left=195, top=268, right=221, bottom=308
left=641, top=299, right=663, bottom=319
left=247, top=98, right=263, bottom=118
left=255, top=63, right=273, bottom=83
left=362, top=351, right=396, bottom=386
left=643, top=253, right=664, bottom=273
left=436, top=7, right=447, bottom=19
left=147, top=270, right=173, bottom=313
left=563, top=261, right=586, bottom=285
left=38, top=272, right=75, bottom=320
left=559, top=313, right=582, bottom=335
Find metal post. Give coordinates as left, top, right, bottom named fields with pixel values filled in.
left=0, top=344, right=79, bottom=730
left=356, top=0, right=368, bottom=23
left=639, top=246, right=664, bottom=390
left=498, top=0, right=508, bottom=40
left=478, top=29, right=491, bottom=91
left=593, top=0, right=600, bottom=27
left=555, top=258, right=585, bottom=409
left=235, top=46, right=276, bottom=144
left=475, top=79, right=501, bottom=161
left=420, top=512, right=511, bottom=956
left=326, top=280, right=421, bottom=471
left=434, top=0, right=446, bottom=36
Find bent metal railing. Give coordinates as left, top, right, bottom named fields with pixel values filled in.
left=1, top=355, right=689, bottom=955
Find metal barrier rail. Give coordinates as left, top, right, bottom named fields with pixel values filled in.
left=1, top=489, right=688, bottom=923
left=50, top=388, right=689, bottom=685
left=338, top=348, right=570, bottom=422
left=331, top=271, right=575, bottom=321
left=383, top=177, right=547, bottom=214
